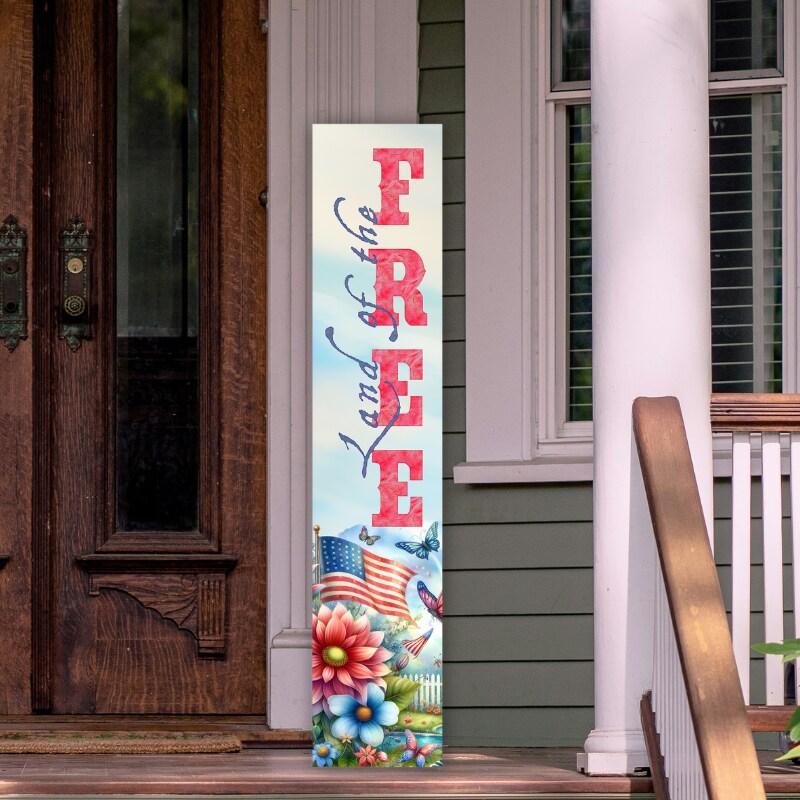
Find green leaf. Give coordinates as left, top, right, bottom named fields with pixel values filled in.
left=776, top=742, right=800, bottom=762
left=787, top=708, right=800, bottom=739
left=752, top=639, right=800, bottom=659
left=312, top=724, right=323, bottom=741
left=338, top=752, right=358, bottom=767
left=383, top=676, right=420, bottom=712
left=318, top=714, right=336, bottom=744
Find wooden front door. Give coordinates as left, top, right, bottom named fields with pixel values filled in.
left=0, top=0, right=266, bottom=715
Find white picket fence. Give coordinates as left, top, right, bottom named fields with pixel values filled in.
left=407, top=672, right=442, bottom=708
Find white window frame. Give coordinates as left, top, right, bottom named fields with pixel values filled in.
left=455, top=0, right=799, bottom=484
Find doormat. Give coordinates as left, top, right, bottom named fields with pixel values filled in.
left=0, top=731, right=241, bottom=754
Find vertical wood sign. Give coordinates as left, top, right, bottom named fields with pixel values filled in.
left=312, top=125, right=442, bottom=768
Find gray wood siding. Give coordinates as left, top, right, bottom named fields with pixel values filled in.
left=421, top=0, right=792, bottom=748
left=419, top=0, right=594, bottom=746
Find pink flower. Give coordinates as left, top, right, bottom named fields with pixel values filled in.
left=312, top=603, right=392, bottom=716
left=356, top=744, right=377, bottom=766
left=404, top=715, right=412, bottom=724
left=354, top=745, right=387, bottom=765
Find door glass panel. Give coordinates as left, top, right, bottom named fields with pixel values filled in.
left=116, top=0, right=200, bottom=531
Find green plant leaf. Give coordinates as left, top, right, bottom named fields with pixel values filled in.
left=338, top=752, right=358, bottom=767
left=383, top=676, right=420, bottom=712
left=752, top=639, right=800, bottom=658
left=776, top=742, right=800, bottom=762
left=787, top=707, right=800, bottom=740
left=318, top=714, right=336, bottom=744
left=312, top=724, right=323, bottom=741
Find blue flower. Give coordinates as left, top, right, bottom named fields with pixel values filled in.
left=312, top=741, right=340, bottom=767
left=329, top=683, right=399, bottom=747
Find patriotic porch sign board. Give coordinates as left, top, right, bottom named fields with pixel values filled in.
left=312, top=125, right=442, bottom=768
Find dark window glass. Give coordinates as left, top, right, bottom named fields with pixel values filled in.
left=710, top=93, right=782, bottom=392
left=567, top=104, right=592, bottom=422
left=711, top=0, right=781, bottom=75
left=116, top=0, right=200, bottom=531
left=555, top=0, right=590, bottom=86
left=564, top=94, right=784, bottom=421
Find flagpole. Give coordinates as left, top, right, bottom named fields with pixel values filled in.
left=313, top=524, right=320, bottom=586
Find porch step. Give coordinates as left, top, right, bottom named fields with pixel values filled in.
left=0, top=747, right=653, bottom=797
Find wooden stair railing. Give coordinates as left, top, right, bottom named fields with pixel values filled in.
left=633, top=396, right=765, bottom=800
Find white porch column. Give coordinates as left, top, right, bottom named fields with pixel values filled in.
left=578, top=0, right=713, bottom=776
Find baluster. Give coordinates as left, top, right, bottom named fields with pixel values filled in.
left=792, top=432, right=800, bottom=702
left=762, top=432, right=784, bottom=704
left=731, top=431, right=752, bottom=702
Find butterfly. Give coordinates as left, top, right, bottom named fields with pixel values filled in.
left=402, top=628, right=432, bottom=658
left=417, top=581, right=443, bottom=622
left=433, top=655, right=442, bottom=668
left=398, top=729, right=438, bottom=767
left=396, top=521, right=439, bottom=560
left=359, top=525, right=380, bottom=546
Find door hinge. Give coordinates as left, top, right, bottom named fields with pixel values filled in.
left=260, top=0, right=268, bottom=34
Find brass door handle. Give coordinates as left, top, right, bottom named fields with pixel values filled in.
left=58, top=216, right=93, bottom=351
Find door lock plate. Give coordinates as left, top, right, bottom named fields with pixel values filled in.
left=0, top=215, right=28, bottom=352
left=58, top=216, right=93, bottom=351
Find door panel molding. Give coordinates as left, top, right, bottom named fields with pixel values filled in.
left=80, top=554, right=237, bottom=657
left=0, top=0, right=33, bottom=716
left=31, top=0, right=55, bottom=713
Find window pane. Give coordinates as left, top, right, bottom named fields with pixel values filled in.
left=116, top=0, right=200, bottom=531
left=567, top=104, right=592, bottom=422
left=564, top=94, right=783, bottom=423
left=711, top=0, right=780, bottom=75
left=710, top=93, right=782, bottom=393
left=554, top=0, right=590, bottom=86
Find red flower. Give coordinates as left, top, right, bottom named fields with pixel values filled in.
left=404, top=715, right=413, bottom=724
left=312, top=603, right=392, bottom=717
left=356, top=744, right=377, bottom=766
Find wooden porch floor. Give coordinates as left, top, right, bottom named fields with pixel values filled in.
left=0, top=747, right=650, bottom=797
left=0, top=747, right=798, bottom=797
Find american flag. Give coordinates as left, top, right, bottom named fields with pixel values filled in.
left=319, top=536, right=416, bottom=622
left=402, top=628, right=432, bottom=657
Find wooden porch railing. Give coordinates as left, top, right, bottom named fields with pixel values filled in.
left=633, top=396, right=765, bottom=800
left=711, top=393, right=800, bottom=719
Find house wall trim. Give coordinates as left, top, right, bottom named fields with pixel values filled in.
left=457, top=0, right=594, bottom=485
left=265, top=0, right=418, bottom=730
left=459, top=0, right=537, bottom=477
